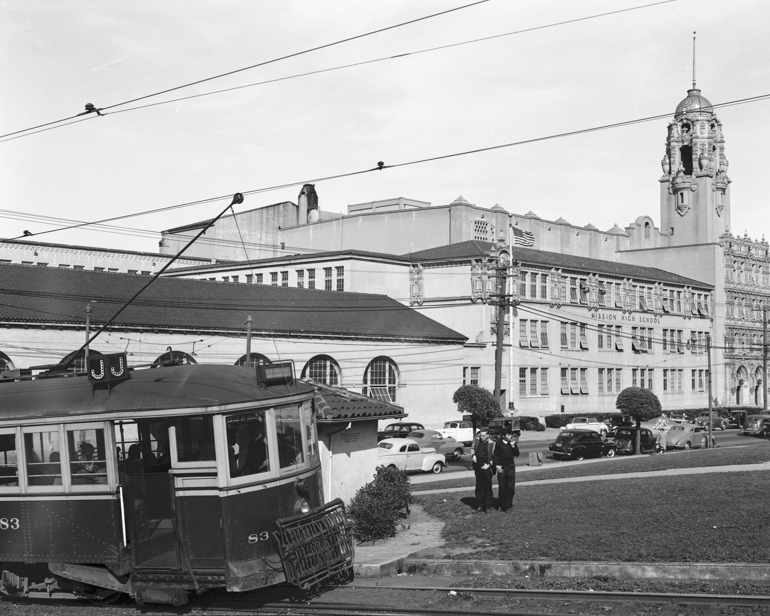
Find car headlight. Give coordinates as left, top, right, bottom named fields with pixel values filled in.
left=295, top=499, right=310, bottom=514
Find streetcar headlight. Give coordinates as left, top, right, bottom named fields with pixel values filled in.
left=295, top=499, right=310, bottom=514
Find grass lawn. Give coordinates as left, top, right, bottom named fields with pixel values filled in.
left=415, top=470, right=770, bottom=563
left=415, top=441, right=770, bottom=492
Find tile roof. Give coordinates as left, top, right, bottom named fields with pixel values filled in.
left=0, top=263, right=466, bottom=343
left=403, top=240, right=712, bottom=288
left=309, top=380, right=407, bottom=422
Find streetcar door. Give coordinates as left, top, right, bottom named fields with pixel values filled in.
left=119, top=420, right=181, bottom=572
left=168, top=415, right=226, bottom=570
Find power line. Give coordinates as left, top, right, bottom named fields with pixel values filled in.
left=0, top=0, right=678, bottom=144
left=0, top=1, right=490, bottom=141
left=7, top=90, right=770, bottom=244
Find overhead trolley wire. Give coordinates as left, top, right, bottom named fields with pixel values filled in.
left=0, top=0, right=678, bottom=144
left=0, top=0, right=490, bottom=141
left=7, top=89, right=770, bottom=245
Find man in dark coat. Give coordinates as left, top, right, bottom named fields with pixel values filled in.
left=493, top=429, right=520, bottom=512
left=471, top=426, right=494, bottom=513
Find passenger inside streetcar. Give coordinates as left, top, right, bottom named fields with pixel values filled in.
left=71, top=442, right=107, bottom=484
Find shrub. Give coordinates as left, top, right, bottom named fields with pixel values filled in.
left=519, top=416, right=545, bottom=431
left=348, top=465, right=413, bottom=543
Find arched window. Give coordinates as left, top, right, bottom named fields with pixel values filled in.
left=60, top=349, right=103, bottom=373
left=0, top=351, right=14, bottom=372
left=234, top=353, right=271, bottom=368
left=301, top=355, right=341, bottom=386
left=363, top=356, right=399, bottom=403
left=153, top=349, right=197, bottom=366
left=644, top=222, right=651, bottom=239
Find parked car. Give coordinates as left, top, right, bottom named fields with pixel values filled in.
left=548, top=430, right=616, bottom=460
left=408, top=430, right=465, bottom=459
left=377, top=422, right=425, bottom=442
left=561, top=417, right=609, bottom=437
left=613, top=427, right=657, bottom=455
left=665, top=424, right=707, bottom=449
left=741, top=415, right=770, bottom=437
left=607, top=414, right=634, bottom=435
left=726, top=410, right=748, bottom=429
left=439, top=420, right=474, bottom=446
left=667, top=412, right=688, bottom=424
left=376, top=438, right=446, bottom=473
left=488, top=416, right=521, bottom=437
left=695, top=413, right=728, bottom=431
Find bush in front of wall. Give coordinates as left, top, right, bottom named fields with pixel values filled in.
left=348, top=465, right=413, bottom=543
left=519, top=416, right=546, bottom=431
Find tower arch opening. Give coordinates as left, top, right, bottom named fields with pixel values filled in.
left=679, top=145, right=693, bottom=175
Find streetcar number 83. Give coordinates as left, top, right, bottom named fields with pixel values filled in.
left=0, top=518, right=20, bottom=530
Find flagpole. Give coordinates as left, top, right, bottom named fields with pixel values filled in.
left=508, top=213, right=515, bottom=417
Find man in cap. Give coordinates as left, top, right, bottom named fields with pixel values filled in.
left=471, top=426, right=494, bottom=513
left=493, top=429, right=520, bottom=512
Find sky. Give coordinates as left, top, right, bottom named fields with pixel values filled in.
left=2, top=0, right=770, bottom=254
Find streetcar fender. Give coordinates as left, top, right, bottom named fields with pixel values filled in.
left=48, top=562, right=132, bottom=594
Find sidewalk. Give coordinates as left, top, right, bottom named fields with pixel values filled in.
left=352, top=461, right=770, bottom=582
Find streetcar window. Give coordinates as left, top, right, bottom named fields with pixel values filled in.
left=226, top=410, right=271, bottom=478
left=276, top=405, right=305, bottom=469
left=24, top=429, right=62, bottom=486
left=172, top=415, right=215, bottom=462
left=66, top=427, right=108, bottom=486
left=0, top=431, right=18, bottom=488
left=302, top=404, right=318, bottom=460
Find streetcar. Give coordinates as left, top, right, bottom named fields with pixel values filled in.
left=0, top=353, right=353, bottom=606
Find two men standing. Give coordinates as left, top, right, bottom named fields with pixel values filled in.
left=472, top=426, right=520, bottom=513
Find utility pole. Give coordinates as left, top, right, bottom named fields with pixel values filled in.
left=246, top=315, right=253, bottom=367
left=762, top=305, right=767, bottom=411
left=85, top=303, right=93, bottom=367
left=493, top=251, right=508, bottom=404
left=707, top=334, right=713, bottom=448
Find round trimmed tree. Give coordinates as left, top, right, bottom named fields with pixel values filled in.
left=615, top=387, right=663, bottom=454
left=452, top=385, right=502, bottom=435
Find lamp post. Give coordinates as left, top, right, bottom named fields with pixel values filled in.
left=707, top=334, right=713, bottom=448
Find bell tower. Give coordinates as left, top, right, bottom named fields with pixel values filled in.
left=660, top=35, right=730, bottom=245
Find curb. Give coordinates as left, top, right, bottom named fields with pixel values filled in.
left=355, top=558, right=770, bottom=582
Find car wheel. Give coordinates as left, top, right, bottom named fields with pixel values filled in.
left=453, top=447, right=464, bottom=459
left=600, top=429, right=607, bottom=437
left=431, top=461, right=443, bottom=474
left=684, top=442, right=691, bottom=450
left=605, top=448, right=615, bottom=458
left=615, top=440, right=627, bottom=451
left=700, top=437, right=706, bottom=448
left=575, top=452, right=585, bottom=461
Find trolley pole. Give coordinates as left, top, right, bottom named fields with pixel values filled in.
left=762, top=306, right=767, bottom=411
left=707, top=334, right=713, bottom=448
left=493, top=259, right=507, bottom=404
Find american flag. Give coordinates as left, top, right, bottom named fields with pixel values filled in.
left=512, top=226, right=535, bottom=247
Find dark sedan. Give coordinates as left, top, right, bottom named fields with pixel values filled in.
left=548, top=430, right=616, bottom=461
left=377, top=422, right=425, bottom=442
left=613, top=427, right=657, bottom=454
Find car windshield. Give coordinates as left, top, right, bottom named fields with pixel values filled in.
left=670, top=426, right=685, bottom=431
left=378, top=442, right=393, bottom=449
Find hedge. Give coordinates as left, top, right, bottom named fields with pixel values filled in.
left=519, top=415, right=546, bottom=431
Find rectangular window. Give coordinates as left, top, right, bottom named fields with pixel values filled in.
left=519, top=272, right=527, bottom=298
left=607, top=368, right=614, bottom=393
left=530, top=368, right=538, bottom=396
left=647, top=328, right=653, bottom=353
left=270, top=272, right=278, bottom=286
left=677, top=330, right=684, bottom=354
left=615, top=326, right=624, bottom=351
left=570, top=368, right=579, bottom=394
left=94, top=267, right=104, bottom=272
left=519, top=320, right=529, bottom=347
left=632, top=327, right=640, bottom=352
left=570, top=323, right=577, bottom=349
left=561, top=322, right=568, bottom=348
left=0, top=429, right=18, bottom=491
left=222, top=276, right=230, bottom=283
left=598, top=282, right=606, bottom=306
left=570, top=278, right=578, bottom=303
left=640, top=369, right=647, bottom=389
left=615, top=368, right=622, bottom=392
left=519, top=368, right=527, bottom=396
left=336, top=266, right=344, bottom=292
left=256, top=273, right=263, bottom=284
left=632, top=368, right=638, bottom=388
left=662, top=329, right=668, bottom=351
left=677, top=369, right=683, bottom=392
left=24, top=428, right=62, bottom=488
left=579, top=324, right=588, bottom=350
left=606, top=325, right=613, bottom=350
left=297, top=270, right=304, bottom=288
left=561, top=368, right=569, bottom=395
left=692, top=370, right=697, bottom=391
left=663, top=369, right=669, bottom=392
left=541, top=274, right=548, bottom=299
left=540, top=368, right=549, bottom=395
left=648, top=369, right=654, bottom=391
left=231, top=275, right=239, bottom=283
left=579, top=280, right=588, bottom=304
left=540, top=321, right=549, bottom=348
left=698, top=370, right=705, bottom=392
left=598, top=368, right=605, bottom=394
left=280, top=271, right=288, bottom=287
left=530, top=273, right=537, bottom=299
left=127, top=269, right=136, bottom=274
left=598, top=325, right=604, bottom=349
left=307, top=269, right=316, bottom=289
left=324, top=267, right=333, bottom=291
left=470, top=367, right=479, bottom=386
left=246, top=274, right=253, bottom=283
left=529, top=320, right=539, bottom=347
left=579, top=368, right=588, bottom=394
left=74, top=265, right=85, bottom=270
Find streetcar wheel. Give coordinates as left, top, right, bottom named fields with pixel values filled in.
left=88, top=590, right=123, bottom=606
left=431, top=462, right=443, bottom=474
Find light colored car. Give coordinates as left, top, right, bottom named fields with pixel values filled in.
left=665, top=424, right=707, bottom=449
left=695, top=413, right=728, bottom=431
left=561, top=417, right=609, bottom=437
left=376, top=438, right=446, bottom=474
left=439, top=420, right=474, bottom=445
left=408, top=430, right=465, bottom=459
